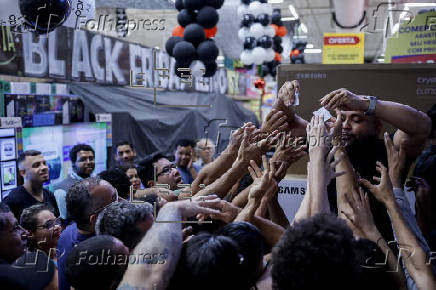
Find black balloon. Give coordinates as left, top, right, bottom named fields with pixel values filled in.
left=205, top=0, right=224, bottom=9
left=165, top=36, right=184, bottom=56
left=243, top=37, right=257, bottom=50
left=244, top=64, right=254, bottom=70
left=271, top=13, right=281, bottom=25
left=175, top=0, right=185, bottom=10
left=257, top=14, right=270, bottom=26
left=259, top=0, right=268, bottom=3
left=267, top=60, right=280, bottom=69
left=197, top=39, right=219, bottom=63
left=183, top=0, right=205, bottom=10
left=241, top=14, right=255, bottom=27
left=261, top=65, right=270, bottom=77
left=19, top=0, right=71, bottom=34
left=184, top=23, right=206, bottom=46
left=273, top=43, right=283, bottom=54
left=197, top=6, right=219, bottom=28
left=173, top=41, right=197, bottom=65
left=260, top=36, right=272, bottom=48
left=178, top=9, right=196, bottom=27
left=204, top=62, right=217, bottom=77
left=270, top=65, right=277, bottom=77
left=273, top=35, right=282, bottom=45
left=241, top=0, right=251, bottom=4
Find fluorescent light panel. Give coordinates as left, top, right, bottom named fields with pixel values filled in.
left=282, top=17, right=297, bottom=21
left=304, top=48, right=322, bottom=54
left=306, top=43, right=314, bottom=48
left=268, top=0, right=283, bottom=3
left=288, top=4, right=299, bottom=19
left=406, top=2, right=436, bottom=7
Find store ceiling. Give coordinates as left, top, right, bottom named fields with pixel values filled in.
left=94, top=0, right=425, bottom=64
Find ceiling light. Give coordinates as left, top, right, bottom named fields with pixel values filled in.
left=300, top=23, right=308, bottom=33
left=217, top=56, right=224, bottom=60
left=268, top=0, right=283, bottom=3
left=281, top=17, right=297, bottom=21
left=304, top=48, right=322, bottom=54
left=306, top=43, right=314, bottom=48
left=392, top=23, right=399, bottom=34
left=288, top=4, right=299, bottom=19
left=405, top=2, right=436, bottom=7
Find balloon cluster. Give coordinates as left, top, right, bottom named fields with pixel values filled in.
left=165, top=0, right=224, bottom=78
left=19, top=0, right=71, bottom=34
left=237, top=0, right=275, bottom=68
left=262, top=8, right=286, bottom=77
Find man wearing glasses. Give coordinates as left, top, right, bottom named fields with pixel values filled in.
left=138, top=153, right=183, bottom=201
left=52, top=144, right=95, bottom=221
left=57, top=177, right=118, bottom=290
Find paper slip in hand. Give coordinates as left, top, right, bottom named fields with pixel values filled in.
left=313, top=107, right=332, bottom=122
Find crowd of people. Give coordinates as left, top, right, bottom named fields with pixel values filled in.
left=1, top=80, right=436, bottom=290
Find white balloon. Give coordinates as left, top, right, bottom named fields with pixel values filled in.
left=241, top=50, right=254, bottom=65
left=260, top=3, right=273, bottom=16
left=190, top=61, right=206, bottom=78
left=264, top=25, right=275, bottom=38
left=265, top=48, right=275, bottom=62
left=238, top=27, right=250, bottom=41
left=249, top=23, right=264, bottom=39
left=248, top=1, right=262, bottom=17
left=237, top=5, right=250, bottom=18
left=252, top=47, right=266, bottom=65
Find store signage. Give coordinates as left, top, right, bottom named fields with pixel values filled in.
left=0, top=117, right=22, bottom=128
left=322, top=33, right=365, bottom=64
left=385, top=11, right=436, bottom=63
left=0, top=27, right=229, bottom=95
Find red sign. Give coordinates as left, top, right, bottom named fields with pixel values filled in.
left=324, top=36, right=360, bottom=45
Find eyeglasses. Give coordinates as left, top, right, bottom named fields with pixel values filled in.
left=10, top=223, right=26, bottom=234
left=36, top=218, right=62, bottom=230
left=156, top=163, right=177, bottom=178
left=199, top=146, right=214, bottom=151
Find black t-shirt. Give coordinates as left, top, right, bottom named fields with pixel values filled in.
left=328, top=137, right=407, bottom=243
left=4, top=185, right=60, bottom=220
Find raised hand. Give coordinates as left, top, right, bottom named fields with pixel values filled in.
left=237, top=127, right=280, bottom=163
left=320, top=88, right=369, bottom=112
left=342, top=187, right=380, bottom=241
left=229, top=122, right=256, bottom=151
left=171, top=194, right=221, bottom=219
left=248, top=156, right=277, bottom=202
left=359, top=161, right=395, bottom=205
left=384, top=132, right=406, bottom=188
left=271, top=133, right=306, bottom=181
left=278, top=80, right=299, bottom=107
left=261, top=109, right=288, bottom=134
left=208, top=200, right=241, bottom=224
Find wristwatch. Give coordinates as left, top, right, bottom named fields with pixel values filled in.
left=364, top=96, right=377, bottom=116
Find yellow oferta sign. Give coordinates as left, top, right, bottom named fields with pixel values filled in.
left=322, top=33, right=365, bottom=64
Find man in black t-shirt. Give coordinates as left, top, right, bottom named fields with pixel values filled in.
left=4, top=150, right=59, bottom=220
left=274, top=81, right=431, bottom=241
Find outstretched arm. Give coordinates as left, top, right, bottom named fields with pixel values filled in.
left=118, top=196, right=220, bottom=290
left=320, top=88, right=431, bottom=158
left=360, top=163, right=436, bottom=290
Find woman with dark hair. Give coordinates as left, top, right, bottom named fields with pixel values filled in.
left=20, top=204, right=62, bottom=265
left=117, top=163, right=141, bottom=193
